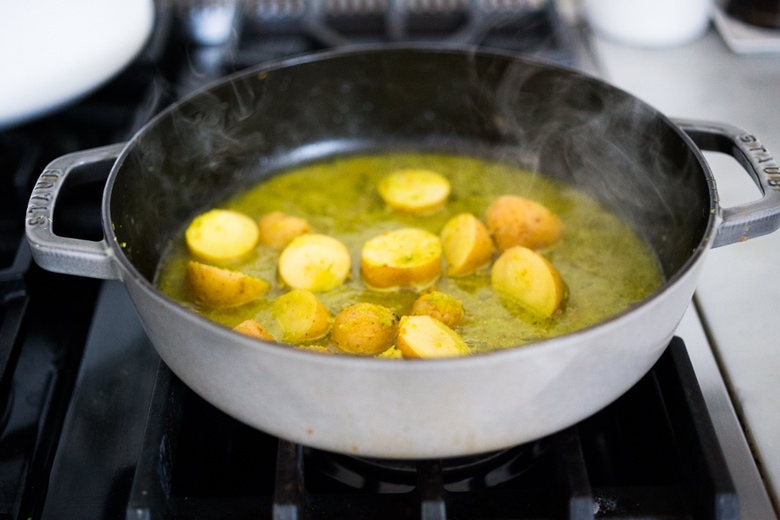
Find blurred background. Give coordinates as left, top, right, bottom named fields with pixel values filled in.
left=0, top=1, right=778, bottom=518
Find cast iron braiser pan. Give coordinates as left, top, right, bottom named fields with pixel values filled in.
left=25, top=46, right=780, bottom=458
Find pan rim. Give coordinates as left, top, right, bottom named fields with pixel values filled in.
left=103, top=43, right=720, bottom=364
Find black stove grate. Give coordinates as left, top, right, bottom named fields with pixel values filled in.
left=0, top=242, right=104, bottom=519
left=124, top=338, right=737, bottom=520
left=0, top=2, right=742, bottom=518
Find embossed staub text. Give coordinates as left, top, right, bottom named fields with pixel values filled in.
left=740, top=134, right=780, bottom=188
left=26, top=169, right=61, bottom=227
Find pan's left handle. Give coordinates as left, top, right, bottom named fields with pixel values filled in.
left=25, top=143, right=125, bottom=280
left=674, top=119, right=780, bottom=248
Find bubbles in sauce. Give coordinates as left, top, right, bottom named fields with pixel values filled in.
left=155, top=152, right=663, bottom=355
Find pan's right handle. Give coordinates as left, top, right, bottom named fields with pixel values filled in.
left=674, top=119, right=780, bottom=248
left=25, top=143, right=125, bottom=280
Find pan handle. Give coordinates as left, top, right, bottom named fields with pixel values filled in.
left=25, top=143, right=125, bottom=280
left=674, top=119, right=780, bottom=248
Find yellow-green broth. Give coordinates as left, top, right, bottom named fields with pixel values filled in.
left=155, top=152, right=663, bottom=354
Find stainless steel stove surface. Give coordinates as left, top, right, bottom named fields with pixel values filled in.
left=0, top=1, right=776, bottom=518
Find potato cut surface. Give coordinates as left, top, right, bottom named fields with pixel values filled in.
left=258, top=211, right=312, bottom=249
left=491, top=246, right=564, bottom=317
left=185, top=209, right=259, bottom=262
left=272, top=289, right=332, bottom=343
left=485, top=195, right=562, bottom=251
left=234, top=319, right=275, bottom=341
left=361, top=228, right=442, bottom=289
left=440, top=212, right=495, bottom=276
left=378, top=169, right=451, bottom=213
left=411, top=290, right=465, bottom=328
left=331, top=302, right=400, bottom=355
left=155, top=151, right=665, bottom=357
left=185, top=261, right=270, bottom=308
left=278, top=234, right=351, bottom=292
left=396, top=315, right=470, bottom=358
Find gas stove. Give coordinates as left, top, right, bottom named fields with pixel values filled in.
left=0, top=1, right=775, bottom=518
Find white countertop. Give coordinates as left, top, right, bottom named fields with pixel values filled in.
left=582, top=17, right=780, bottom=516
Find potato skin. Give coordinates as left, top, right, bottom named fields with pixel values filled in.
left=234, top=319, right=275, bottom=341
left=272, top=289, right=332, bottom=343
left=396, top=315, right=470, bottom=358
left=491, top=246, right=565, bottom=317
left=411, top=291, right=465, bottom=328
left=185, top=261, right=270, bottom=308
left=485, top=195, right=562, bottom=251
left=258, top=211, right=312, bottom=249
left=331, top=303, right=400, bottom=355
left=440, top=213, right=494, bottom=277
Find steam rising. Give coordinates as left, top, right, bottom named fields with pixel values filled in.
left=113, top=47, right=708, bottom=281
left=491, top=59, right=704, bottom=273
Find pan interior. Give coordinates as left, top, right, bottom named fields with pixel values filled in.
left=109, top=48, right=710, bottom=290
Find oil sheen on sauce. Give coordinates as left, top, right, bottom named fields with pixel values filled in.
left=155, top=152, right=664, bottom=354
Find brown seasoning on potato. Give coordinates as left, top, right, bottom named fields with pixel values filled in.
left=411, top=290, right=465, bottom=328
left=331, top=302, right=400, bottom=355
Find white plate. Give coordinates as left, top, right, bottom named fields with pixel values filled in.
left=713, top=7, right=780, bottom=54
left=0, top=0, right=155, bottom=129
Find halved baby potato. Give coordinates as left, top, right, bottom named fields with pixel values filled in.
left=278, top=234, right=351, bottom=292
left=491, top=246, right=565, bottom=317
left=361, top=228, right=442, bottom=290
left=378, top=169, right=451, bottom=213
left=440, top=212, right=495, bottom=277
left=485, top=195, right=563, bottom=251
left=411, top=290, right=465, bottom=328
left=258, top=211, right=312, bottom=249
left=234, top=319, right=275, bottom=341
left=185, top=209, right=259, bottom=262
left=185, top=261, right=270, bottom=308
left=272, top=289, right=332, bottom=343
left=396, top=315, right=470, bottom=358
left=331, top=302, right=400, bottom=355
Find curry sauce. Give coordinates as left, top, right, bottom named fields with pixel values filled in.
left=155, top=152, right=663, bottom=354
